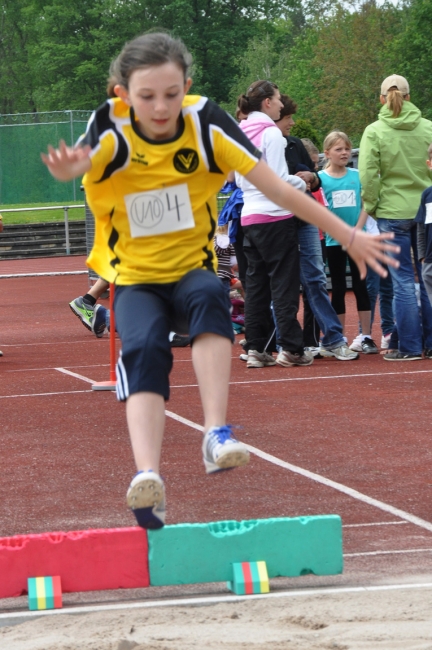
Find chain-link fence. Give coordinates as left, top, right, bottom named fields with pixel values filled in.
left=0, top=110, right=92, bottom=205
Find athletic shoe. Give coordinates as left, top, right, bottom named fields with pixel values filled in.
left=239, top=353, right=248, bottom=362
left=239, top=339, right=247, bottom=347
left=247, top=350, right=276, bottom=368
left=383, top=350, right=422, bottom=361
left=349, top=334, right=363, bottom=352
left=424, top=349, right=432, bottom=359
left=0, top=349, right=3, bottom=357
left=202, top=425, right=250, bottom=474
left=276, top=349, right=314, bottom=367
left=381, top=333, right=392, bottom=349
left=304, top=346, right=322, bottom=358
left=127, top=470, right=166, bottom=530
left=361, top=337, right=379, bottom=354
left=320, top=344, right=359, bottom=360
left=170, top=333, right=191, bottom=347
left=91, top=304, right=108, bottom=338
left=69, top=296, right=94, bottom=331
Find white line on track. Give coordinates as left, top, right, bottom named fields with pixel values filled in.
left=0, top=271, right=87, bottom=279
left=343, top=521, right=408, bottom=528
left=0, top=390, right=90, bottom=399
left=2, top=581, right=432, bottom=621
left=7, top=370, right=432, bottom=536
left=164, top=410, right=432, bottom=535
left=55, top=368, right=95, bottom=384
left=345, top=548, right=432, bottom=557
left=169, top=368, right=432, bottom=389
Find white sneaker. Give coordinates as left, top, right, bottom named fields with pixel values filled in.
left=349, top=334, right=363, bottom=352
left=320, top=344, right=359, bottom=360
left=381, top=333, right=391, bottom=349
left=202, top=425, right=250, bottom=474
left=126, top=471, right=165, bottom=529
left=304, top=346, right=322, bottom=358
left=246, top=350, right=276, bottom=368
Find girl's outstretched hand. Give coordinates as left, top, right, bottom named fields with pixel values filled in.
left=348, top=229, right=400, bottom=279
left=41, top=140, right=91, bottom=181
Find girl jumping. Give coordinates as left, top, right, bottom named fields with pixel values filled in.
left=42, top=33, right=398, bottom=529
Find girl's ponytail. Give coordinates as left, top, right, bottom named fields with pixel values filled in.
left=386, top=88, right=405, bottom=118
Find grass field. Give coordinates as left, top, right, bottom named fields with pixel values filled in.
left=0, top=201, right=85, bottom=224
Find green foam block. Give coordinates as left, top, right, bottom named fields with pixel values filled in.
left=148, top=515, right=342, bottom=586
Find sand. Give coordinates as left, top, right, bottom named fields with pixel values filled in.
left=2, top=586, right=432, bottom=650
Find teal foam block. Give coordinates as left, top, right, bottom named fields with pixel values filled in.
left=148, top=516, right=342, bottom=586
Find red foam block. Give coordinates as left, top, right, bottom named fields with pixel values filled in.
left=0, top=527, right=149, bottom=599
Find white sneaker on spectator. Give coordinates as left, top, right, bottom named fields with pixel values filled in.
left=381, top=333, right=391, bottom=349
left=247, top=350, right=276, bottom=368
left=349, top=334, right=363, bottom=352
left=320, top=344, right=359, bottom=360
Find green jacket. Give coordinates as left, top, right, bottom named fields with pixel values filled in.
left=359, top=101, right=432, bottom=219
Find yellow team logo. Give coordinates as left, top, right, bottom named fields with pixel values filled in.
left=173, top=148, right=199, bottom=174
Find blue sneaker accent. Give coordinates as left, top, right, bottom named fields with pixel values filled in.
left=91, top=304, right=107, bottom=338
left=202, top=425, right=250, bottom=474
left=127, top=471, right=165, bottom=530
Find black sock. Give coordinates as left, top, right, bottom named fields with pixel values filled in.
left=83, top=294, right=96, bottom=307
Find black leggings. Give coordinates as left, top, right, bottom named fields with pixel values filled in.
left=326, top=245, right=370, bottom=315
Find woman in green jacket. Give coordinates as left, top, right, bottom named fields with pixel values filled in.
left=359, top=74, right=432, bottom=361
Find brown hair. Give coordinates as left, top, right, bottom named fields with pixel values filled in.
left=385, top=87, right=406, bottom=118
left=107, top=32, right=193, bottom=95
left=237, top=80, right=279, bottom=116
left=323, top=131, right=352, bottom=168
left=276, top=94, right=297, bottom=120
left=301, top=138, right=319, bottom=157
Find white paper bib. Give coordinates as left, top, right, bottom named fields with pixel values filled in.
left=425, top=202, right=432, bottom=224
left=125, top=183, right=195, bottom=237
left=332, top=189, right=356, bottom=208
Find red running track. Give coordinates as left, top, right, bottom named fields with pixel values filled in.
left=1, top=256, right=432, bottom=591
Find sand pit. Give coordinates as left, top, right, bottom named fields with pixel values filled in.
left=2, top=585, right=432, bottom=649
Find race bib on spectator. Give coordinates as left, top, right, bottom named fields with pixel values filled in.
left=332, top=190, right=356, bottom=208
left=125, top=184, right=195, bottom=237
left=425, top=203, right=432, bottom=224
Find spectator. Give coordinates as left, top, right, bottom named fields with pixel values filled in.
left=319, top=131, right=378, bottom=354
left=359, top=74, right=432, bottom=360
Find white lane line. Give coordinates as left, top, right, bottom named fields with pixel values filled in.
left=0, top=339, right=104, bottom=348
left=343, top=521, right=408, bottom=528
left=345, top=548, right=432, bottom=557
left=55, top=368, right=95, bottom=384
left=0, top=271, right=87, bottom=278
left=2, top=581, right=432, bottom=620
left=8, top=364, right=109, bottom=372
left=20, top=372, right=432, bottom=536
left=170, top=368, right=432, bottom=389
left=0, top=390, right=91, bottom=399
left=164, top=411, right=432, bottom=535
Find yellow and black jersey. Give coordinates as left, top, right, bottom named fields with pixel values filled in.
left=81, top=95, right=261, bottom=285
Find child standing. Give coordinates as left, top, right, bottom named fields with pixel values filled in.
left=42, top=34, right=398, bottom=530
left=319, top=132, right=379, bottom=354
left=415, top=143, right=432, bottom=350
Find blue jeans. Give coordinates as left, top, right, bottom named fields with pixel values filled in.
left=298, top=222, right=344, bottom=349
left=377, top=219, right=432, bottom=354
left=366, top=267, right=394, bottom=336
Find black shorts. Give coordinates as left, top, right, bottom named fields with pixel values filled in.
left=114, top=269, right=234, bottom=401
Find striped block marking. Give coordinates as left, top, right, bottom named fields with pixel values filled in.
left=228, top=561, right=270, bottom=595
left=148, top=515, right=342, bottom=586
left=28, top=576, right=62, bottom=610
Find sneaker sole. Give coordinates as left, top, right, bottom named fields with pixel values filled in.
left=320, top=350, right=359, bottom=361
left=384, top=356, right=422, bottom=361
left=127, top=477, right=164, bottom=510
left=246, top=360, right=276, bottom=368
left=204, top=448, right=250, bottom=474
left=69, top=303, right=92, bottom=331
left=276, top=358, right=313, bottom=367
